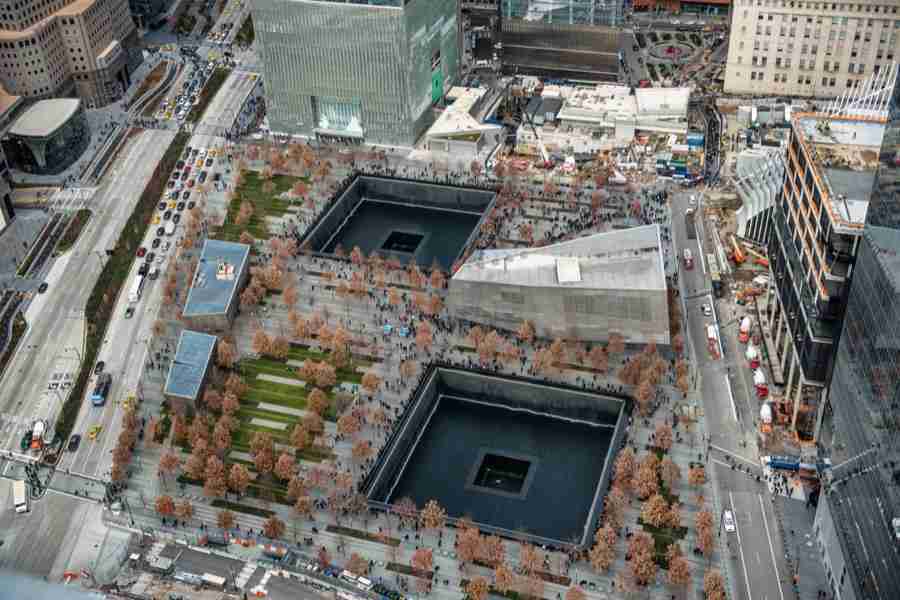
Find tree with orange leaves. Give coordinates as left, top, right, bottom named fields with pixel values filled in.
left=704, top=570, right=726, bottom=600
left=589, top=525, right=616, bottom=573
left=410, top=547, right=433, bottom=573
left=654, top=422, right=673, bottom=451
left=466, top=577, right=489, bottom=600
left=640, top=493, right=670, bottom=528
left=613, top=447, right=637, bottom=491
left=605, top=485, right=627, bottom=529
left=634, top=453, right=660, bottom=500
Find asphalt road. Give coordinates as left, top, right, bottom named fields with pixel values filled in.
left=0, top=129, right=175, bottom=460
left=670, top=189, right=792, bottom=600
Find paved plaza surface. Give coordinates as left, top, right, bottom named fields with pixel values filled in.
left=0, top=8, right=813, bottom=600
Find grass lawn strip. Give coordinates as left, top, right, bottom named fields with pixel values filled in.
left=55, top=209, right=91, bottom=254
left=210, top=498, right=274, bottom=518
left=216, top=172, right=307, bottom=241
left=328, top=525, right=400, bottom=547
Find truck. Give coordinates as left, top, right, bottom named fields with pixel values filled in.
left=683, top=248, right=694, bottom=269
left=128, top=274, right=145, bottom=304
left=739, top=316, right=752, bottom=344
left=685, top=208, right=696, bottom=239
left=13, top=479, right=27, bottom=513
left=30, top=420, right=47, bottom=450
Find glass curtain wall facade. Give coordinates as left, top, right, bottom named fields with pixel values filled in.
left=253, top=0, right=458, bottom=147
left=816, top=67, right=900, bottom=600
left=501, top=0, right=622, bottom=26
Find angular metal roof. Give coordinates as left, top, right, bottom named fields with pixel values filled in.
left=454, top=225, right=666, bottom=292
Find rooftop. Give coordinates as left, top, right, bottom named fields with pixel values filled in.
left=183, top=240, right=251, bottom=317
left=163, top=330, right=217, bottom=400
left=554, top=85, right=690, bottom=123
left=8, top=98, right=80, bottom=138
left=792, top=114, right=886, bottom=232
left=454, top=224, right=666, bottom=292
left=426, top=86, right=502, bottom=140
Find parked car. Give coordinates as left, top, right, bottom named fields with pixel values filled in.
left=136, top=247, right=147, bottom=258
left=173, top=214, right=181, bottom=225
left=94, top=361, right=105, bottom=374
left=187, top=201, right=195, bottom=210
left=177, top=202, right=185, bottom=212
left=146, top=252, right=156, bottom=264
left=37, top=282, right=48, bottom=293
left=67, top=434, right=81, bottom=452
left=125, top=307, right=135, bottom=319
left=156, top=227, right=165, bottom=237
left=152, top=238, right=161, bottom=249
left=163, top=211, right=172, bottom=220
left=182, top=190, right=191, bottom=200
left=158, top=201, right=167, bottom=211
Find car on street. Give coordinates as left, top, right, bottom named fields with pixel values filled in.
left=94, top=361, right=105, bottom=374
left=198, top=171, right=207, bottom=183
left=167, top=179, right=176, bottom=188
left=152, top=238, right=161, bottom=249
left=173, top=214, right=181, bottom=225
left=38, top=282, right=48, bottom=293
left=205, top=157, right=214, bottom=167
left=213, top=173, right=221, bottom=182
left=195, top=158, right=204, bottom=168
left=177, top=202, right=185, bottom=211
left=156, top=253, right=164, bottom=264
left=125, top=307, right=135, bottom=319
left=180, top=171, right=189, bottom=181
left=138, top=263, right=148, bottom=276
left=136, top=247, right=147, bottom=258
left=146, top=252, right=156, bottom=263
left=723, top=509, right=736, bottom=533
left=702, top=304, right=713, bottom=317
left=156, top=226, right=165, bottom=237
left=187, top=201, right=195, bottom=210
left=158, top=201, right=167, bottom=211
left=182, top=191, right=191, bottom=200
left=163, top=210, right=172, bottom=220
left=67, top=434, right=81, bottom=452
left=187, top=179, right=195, bottom=188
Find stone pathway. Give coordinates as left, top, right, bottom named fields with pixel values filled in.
left=249, top=417, right=288, bottom=431
left=257, top=402, right=306, bottom=417
left=257, top=373, right=305, bottom=387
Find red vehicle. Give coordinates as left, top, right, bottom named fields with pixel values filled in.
left=638, top=79, right=652, bottom=88
left=136, top=247, right=147, bottom=258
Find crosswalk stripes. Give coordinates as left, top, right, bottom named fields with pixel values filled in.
left=235, top=561, right=258, bottom=590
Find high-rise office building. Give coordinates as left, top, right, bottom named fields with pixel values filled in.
left=725, top=0, right=900, bottom=98
left=766, top=67, right=896, bottom=441
left=812, top=64, right=900, bottom=600
left=0, top=0, right=141, bottom=108
left=252, top=0, right=459, bottom=147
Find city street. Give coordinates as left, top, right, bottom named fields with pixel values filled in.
left=670, top=188, right=792, bottom=600
left=0, top=129, right=176, bottom=459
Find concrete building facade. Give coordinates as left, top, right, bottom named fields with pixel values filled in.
left=724, top=0, right=900, bottom=98
left=449, top=225, right=670, bottom=345
left=253, top=0, right=459, bottom=147
left=0, top=0, right=141, bottom=108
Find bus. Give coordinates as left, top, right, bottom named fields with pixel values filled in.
left=13, top=479, right=27, bottom=513
left=92, top=373, right=112, bottom=406
left=685, top=208, right=696, bottom=239
left=683, top=248, right=694, bottom=269
left=128, top=274, right=145, bottom=303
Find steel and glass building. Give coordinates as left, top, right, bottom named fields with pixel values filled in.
left=252, top=0, right=459, bottom=147
left=813, top=65, right=900, bottom=600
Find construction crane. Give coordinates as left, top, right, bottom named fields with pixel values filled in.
left=745, top=246, right=769, bottom=267
left=730, top=234, right=745, bottom=264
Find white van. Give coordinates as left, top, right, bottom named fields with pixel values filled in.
left=13, top=480, right=27, bottom=513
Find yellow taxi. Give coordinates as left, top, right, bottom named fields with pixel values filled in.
left=88, top=425, right=103, bottom=441
left=152, top=215, right=160, bottom=225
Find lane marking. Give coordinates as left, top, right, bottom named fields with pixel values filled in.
left=730, top=491, right=754, bottom=600
left=758, top=493, right=786, bottom=600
